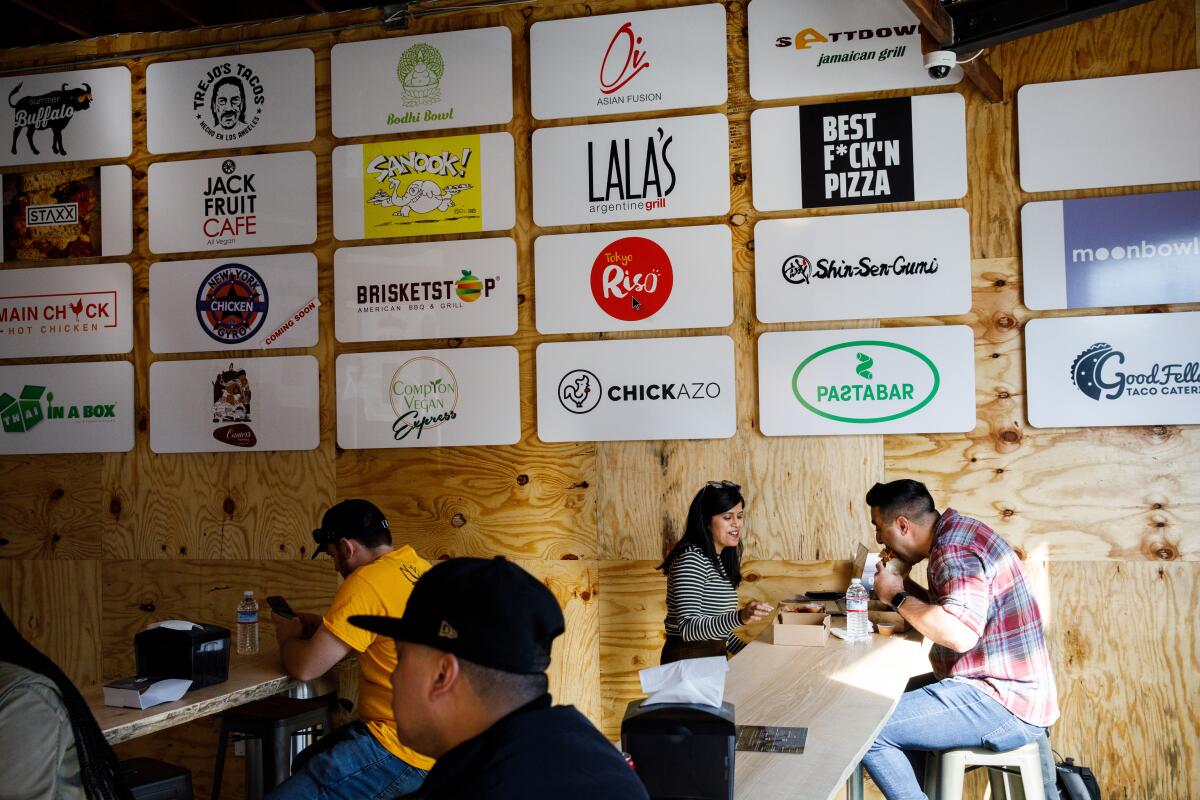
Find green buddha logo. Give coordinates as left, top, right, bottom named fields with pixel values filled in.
left=792, top=341, right=938, bottom=424
left=398, top=44, right=444, bottom=107
left=0, top=385, right=116, bottom=434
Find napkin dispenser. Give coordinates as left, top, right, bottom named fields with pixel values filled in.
left=620, top=700, right=736, bottom=800
left=135, top=621, right=230, bottom=689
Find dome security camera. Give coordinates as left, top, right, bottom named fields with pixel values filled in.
left=923, top=50, right=956, bottom=79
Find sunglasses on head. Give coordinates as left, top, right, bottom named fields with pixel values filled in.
left=704, top=480, right=740, bottom=491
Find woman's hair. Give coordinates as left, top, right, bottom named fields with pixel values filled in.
left=658, top=481, right=745, bottom=587
left=0, top=603, right=133, bottom=800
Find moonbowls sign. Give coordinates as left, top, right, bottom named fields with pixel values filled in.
left=758, top=326, right=976, bottom=436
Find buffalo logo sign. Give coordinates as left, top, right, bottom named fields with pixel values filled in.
left=8, top=81, right=93, bottom=157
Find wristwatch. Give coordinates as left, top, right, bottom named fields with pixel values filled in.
left=891, top=591, right=910, bottom=613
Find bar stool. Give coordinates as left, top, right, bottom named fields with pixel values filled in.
left=211, top=695, right=333, bottom=800
left=121, top=757, right=194, bottom=800
left=925, top=740, right=1046, bottom=800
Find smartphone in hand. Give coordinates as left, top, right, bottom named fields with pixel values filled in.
left=266, top=595, right=296, bottom=620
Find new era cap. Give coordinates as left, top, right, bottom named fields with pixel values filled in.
left=350, top=556, right=565, bottom=674
left=311, top=499, right=390, bottom=559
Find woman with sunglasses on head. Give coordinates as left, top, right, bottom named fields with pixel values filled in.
left=658, top=481, right=773, bottom=665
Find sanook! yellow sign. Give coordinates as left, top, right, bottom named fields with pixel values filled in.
left=361, top=134, right=483, bottom=238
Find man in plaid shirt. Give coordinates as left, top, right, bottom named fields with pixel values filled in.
left=862, top=480, right=1059, bottom=800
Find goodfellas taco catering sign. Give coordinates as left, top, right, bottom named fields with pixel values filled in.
left=758, top=326, right=976, bottom=436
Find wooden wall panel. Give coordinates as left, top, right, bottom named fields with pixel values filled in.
left=0, top=559, right=102, bottom=687
left=0, top=454, right=109, bottom=559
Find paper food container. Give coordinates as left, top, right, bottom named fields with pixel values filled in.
left=869, top=609, right=911, bottom=633
left=761, top=611, right=831, bottom=647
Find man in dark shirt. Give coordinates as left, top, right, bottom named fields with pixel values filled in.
left=349, top=556, right=649, bottom=800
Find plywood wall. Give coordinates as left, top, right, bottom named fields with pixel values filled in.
left=1, top=2, right=1196, bottom=799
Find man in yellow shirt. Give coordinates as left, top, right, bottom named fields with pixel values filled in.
left=268, top=499, right=434, bottom=799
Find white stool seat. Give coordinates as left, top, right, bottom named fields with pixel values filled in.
left=927, top=740, right=1046, bottom=800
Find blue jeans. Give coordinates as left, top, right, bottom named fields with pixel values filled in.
left=266, top=721, right=427, bottom=800
left=863, top=677, right=1056, bottom=800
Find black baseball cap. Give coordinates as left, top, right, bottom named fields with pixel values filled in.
left=311, top=499, right=390, bottom=559
left=349, top=556, right=565, bottom=674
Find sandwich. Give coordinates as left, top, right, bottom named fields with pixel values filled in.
left=879, top=547, right=912, bottom=578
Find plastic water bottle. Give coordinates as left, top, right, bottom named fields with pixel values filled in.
left=236, top=591, right=259, bottom=655
left=845, top=579, right=870, bottom=642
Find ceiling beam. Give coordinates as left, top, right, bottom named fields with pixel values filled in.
left=302, top=0, right=327, bottom=12
left=155, top=0, right=205, bottom=27
left=900, top=0, right=1004, bottom=103
left=7, top=0, right=92, bottom=38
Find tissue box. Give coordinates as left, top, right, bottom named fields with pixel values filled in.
left=103, top=676, right=191, bottom=709
left=762, top=611, right=830, bottom=647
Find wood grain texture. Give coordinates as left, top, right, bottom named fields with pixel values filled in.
left=0, top=559, right=102, bottom=687
left=0, top=455, right=109, bottom=559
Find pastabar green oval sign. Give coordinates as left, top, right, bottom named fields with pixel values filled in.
left=791, top=340, right=940, bottom=424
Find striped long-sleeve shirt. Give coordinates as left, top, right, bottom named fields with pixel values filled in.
left=664, top=546, right=745, bottom=655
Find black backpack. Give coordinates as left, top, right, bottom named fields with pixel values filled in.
left=1056, top=757, right=1100, bottom=800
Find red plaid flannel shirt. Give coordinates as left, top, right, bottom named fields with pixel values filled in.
left=927, top=509, right=1059, bottom=727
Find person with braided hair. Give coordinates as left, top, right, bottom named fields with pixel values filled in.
left=0, top=602, right=133, bottom=800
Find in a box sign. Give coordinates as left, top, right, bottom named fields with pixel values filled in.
left=751, top=94, right=966, bottom=211
left=755, top=209, right=971, bottom=323
left=335, top=238, right=517, bottom=343
left=534, top=225, right=733, bottom=334
left=149, top=355, right=319, bottom=453
left=748, top=0, right=961, bottom=100
left=331, top=27, right=512, bottom=139
left=1022, top=190, right=1200, bottom=310
left=146, top=48, right=315, bottom=154
left=1, top=66, right=131, bottom=168
left=0, top=361, right=134, bottom=454
left=337, top=347, right=520, bottom=449
left=536, top=336, right=736, bottom=443
left=530, top=4, right=727, bottom=120
left=0, top=263, right=132, bottom=358
left=1025, top=312, right=1200, bottom=429
left=150, top=254, right=319, bottom=354
left=758, top=327, right=976, bottom=436
left=2, top=165, right=132, bottom=263
left=333, top=133, right=515, bottom=241
left=148, top=151, right=317, bottom=254
left=532, top=114, right=730, bottom=227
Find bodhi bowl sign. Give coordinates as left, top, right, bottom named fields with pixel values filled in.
left=791, top=340, right=938, bottom=424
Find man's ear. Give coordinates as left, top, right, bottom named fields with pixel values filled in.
left=431, top=652, right=462, bottom=701
left=894, top=515, right=912, bottom=537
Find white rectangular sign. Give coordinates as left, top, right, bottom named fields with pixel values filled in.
left=536, top=336, right=736, bottom=443
left=533, top=114, right=730, bottom=227
left=335, top=238, right=517, bottom=343
left=337, top=347, right=520, bottom=449
left=748, top=0, right=961, bottom=100
left=751, top=94, right=966, bottom=211
left=534, top=225, right=733, bottom=334
left=332, top=133, right=515, bottom=241
left=1, top=66, right=131, bottom=168
left=1022, top=190, right=1200, bottom=311
left=0, top=262, right=132, bottom=358
left=0, top=361, right=134, bottom=454
left=149, top=253, right=318, bottom=353
left=331, top=28, right=512, bottom=138
left=146, top=48, right=315, bottom=154
left=149, top=355, right=319, bottom=453
left=1018, top=69, right=1200, bottom=192
left=758, top=326, right=976, bottom=436
left=754, top=209, right=971, bottom=323
left=2, top=165, right=132, bottom=263
left=1025, top=312, right=1200, bottom=429
left=530, top=4, right=727, bottom=120
left=148, top=150, right=317, bottom=254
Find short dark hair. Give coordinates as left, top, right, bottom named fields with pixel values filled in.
left=210, top=76, right=247, bottom=123
left=865, top=480, right=937, bottom=523
left=458, top=657, right=547, bottom=707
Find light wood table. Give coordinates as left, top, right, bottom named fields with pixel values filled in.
left=725, top=623, right=931, bottom=800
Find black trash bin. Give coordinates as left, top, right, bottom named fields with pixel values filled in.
left=620, top=700, right=736, bottom=800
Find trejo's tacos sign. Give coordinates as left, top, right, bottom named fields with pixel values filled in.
left=791, top=340, right=939, bottom=424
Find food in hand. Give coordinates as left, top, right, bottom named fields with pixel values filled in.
left=879, top=547, right=912, bottom=578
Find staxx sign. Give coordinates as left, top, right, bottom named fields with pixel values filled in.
left=146, top=48, right=315, bottom=154
left=149, top=253, right=318, bottom=354
left=1018, top=69, right=1200, bottom=193
left=748, top=0, right=961, bottom=100
left=333, top=133, right=515, bottom=241
left=2, top=165, right=133, bottom=263
left=331, top=27, right=512, bottom=139
left=149, top=355, right=319, bottom=453
left=335, top=238, right=517, bottom=343
left=336, top=347, right=520, bottom=449
left=1025, top=312, right=1200, bottom=429
left=0, top=262, right=132, bottom=358
left=536, top=335, right=736, bottom=443
left=532, top=113, right=730, bottom=227
left=755, top=208, right=971, bottom=323
left=1, top=66, right=131, bottom=168
left=148, top=151, right=317, bottom=254
left=758, top=326, right=976, bottom=436
left=751, top=93, right=966, bottom=211
left=530, top=4, right=727, bottom=120
left=534, top=225, right=732, bottom=334
left=0, top=361, right=134, bottom=454
left=1022, top=190, right=1200, bottom=310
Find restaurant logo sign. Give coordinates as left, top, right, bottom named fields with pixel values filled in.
left=558, top=369, right=602, bottom=414
left=193, top=61, right=265, bottom=142
left=26, top=202, right=78, bottom=226
left=792, top=341, right=938, bottom=424
left=363, top=134, right=481, bottom=236
left=591, top=236, right=673, bottom=321
left=211, top=363, right=256, bottom=447
left=1, top=67, right=131, bottom=168
left=0, top=291, right=118, bottom=334
left=783, top=252, right=940, bottom=285
left=0, top=384, right=116, bottom=433
left=395, top=43, right=445, bottom=112
left=587, top=127, right=675, bottom=214
left=1071, top=342, right=1200, bottom=401
left=799, top=97, right=914, bottom=207
left=196, top=263, right=268, bottom=344
left=598, top=22, right=654, bottom=102
left=389, top=356, right=460, bottom=442
left=2, top=166, right=135, bottom=263
left=202, top=159, right=257, bottom=246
